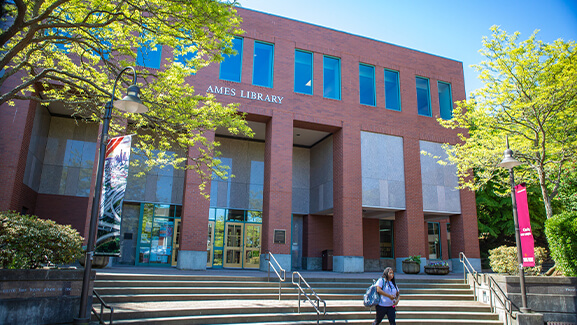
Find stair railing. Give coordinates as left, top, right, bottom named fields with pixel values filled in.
left=265, top=250, right=286, bottom=300
left=291, top=271, right=326, bottom=325
left=92, top=289, right=114, bottom=325
left=460, top=252, right=515, bottom=325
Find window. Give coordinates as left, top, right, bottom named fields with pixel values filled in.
left=359, top=64, right=375, bottom=106
left=219, top=37, right=243, bottom=82
left=438, top=81, right=453, bottom=120
left=323, top=56, right=341, bottom=100
left=136, top=33, right=162, bottom=69
left=446, top=223, right=452, bottom=259
left=380, top=220, right=394, bottom=258
left=428, top=222, right=441, bottom=259
left=252, top=41, right=274, bottom=87
left=294, top=50, right=313, bottom=94
left=416, top=77, right=431, bottom=116
left=174, top=42, right=197, bottom=73
left=384, top=69, right=401, bottom=111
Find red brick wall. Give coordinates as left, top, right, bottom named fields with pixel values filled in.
left=303, top=214, right=333, bottom=258
left=363, top=218, right=380, bottom=259
left=35, top=194, right=90, bottom=236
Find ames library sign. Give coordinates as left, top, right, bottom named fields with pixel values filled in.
left=206, top=85, right=284, bottom=104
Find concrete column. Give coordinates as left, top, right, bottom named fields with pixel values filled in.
left=177, top=131, right=215, bottom=270
left=260, top=112, right=293, bottom=271
left=332, top=123, right=363, bottom=273
left=395, top=137, right=426, bottom=273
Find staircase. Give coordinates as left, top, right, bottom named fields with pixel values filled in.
left=92, top=271, right=502, bottom=325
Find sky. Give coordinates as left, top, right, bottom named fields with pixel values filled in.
left=237, top=0, right=577, bottom=97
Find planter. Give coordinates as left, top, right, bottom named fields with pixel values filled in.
left=402, top=260, right=420, bottom=274
left=424, top=266, right=450, bottom=275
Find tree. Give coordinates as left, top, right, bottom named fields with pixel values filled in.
left=439, top=26, right=577, bottom=220
left=0, top=0, right=253, bottom=191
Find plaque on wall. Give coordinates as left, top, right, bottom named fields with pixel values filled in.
left=274, top=229, right=286, bottom=244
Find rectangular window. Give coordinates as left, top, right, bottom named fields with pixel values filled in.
left=438, top=81, right=453, bottom=120
left=384, top=69, right=401, bottom=111
left=219, top=37, right=243, bottom=82
left=323, top=56, right=341, bottom=100
left=253, top=41, right=274, bottom=87
left=446, top=223, right=451, bottom=259
left=359, top=64, right=375, bottom=106
left=428, top=222, right=441, bottom=259
left=416, top=76, right=431, bottom=116
left=174, top=42, right=197, bottom=74
left=136, top=37, right=162, bottom=69
left=294, top=50, right=313, bottom=94
left=379, top=220, right=394, bottom=258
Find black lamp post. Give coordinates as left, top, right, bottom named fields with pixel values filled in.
left=497, top=138, right=531, bottom=313
left=75, top=66, right=147, bottom=324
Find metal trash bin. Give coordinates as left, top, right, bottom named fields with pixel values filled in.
left=321, top=249, right=333, bottom=271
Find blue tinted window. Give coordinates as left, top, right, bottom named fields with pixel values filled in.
left=416, top=77, right=431, bottom=116
left=219, top=37, right=243, bottom=82
left=323, top=56, right=341, bottom=100
left=253, top=41, right=274, bottom=87
left=294, top=50, right=313, bottom=94
left=175, top=42, right=197, bottom=73
left=136, top=36, right=162, bottom=69
left=438, top=81, right=453, bottom=120
left=359, top=64, right=375, bottom=106
left=384, top=69, right=401, bottom=111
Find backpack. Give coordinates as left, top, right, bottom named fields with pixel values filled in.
left=363, top=278, right=383, bottom=307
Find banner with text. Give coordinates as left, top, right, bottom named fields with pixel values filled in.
left=515, top=183, right=535, bottom=267
left=95, top=135, right=132, bottom=256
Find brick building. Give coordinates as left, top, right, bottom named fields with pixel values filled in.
left=0, top=8, right=481, bottom=272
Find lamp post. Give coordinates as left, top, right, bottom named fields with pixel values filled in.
left=497, top=138, right=531, bottom=313
left=75, top=66, right=148, bottom=324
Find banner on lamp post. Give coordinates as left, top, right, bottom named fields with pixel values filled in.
left=95, top=135, right=133, bottom=256
left=515, top=183, right=535, bottom=267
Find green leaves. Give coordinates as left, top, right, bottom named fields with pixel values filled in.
left=545, top=212, right=577, bottom=277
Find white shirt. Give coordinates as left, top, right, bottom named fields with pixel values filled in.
left=376, top=278, right=399, bottom=307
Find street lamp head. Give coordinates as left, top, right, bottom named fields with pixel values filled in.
left=113, top=84, right=148, bottom=114
left=498, top=148, right=523, bottom=169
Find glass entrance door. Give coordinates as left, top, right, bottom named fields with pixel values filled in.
left=223, top=222, right=243, bottom=268
left=207, top=221, right=214, bottom=267
left=171, top=219, right=181, bottom=266
left=244, top=224, right=261, bottom=269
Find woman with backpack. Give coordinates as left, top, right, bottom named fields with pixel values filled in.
left=373, top=267, right=400, bottom=325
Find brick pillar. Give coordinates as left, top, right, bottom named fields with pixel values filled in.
left=395, top=137, right=426, bottom=272
left=450, top=188, right=481, bottom=272
left=177, top=131, right=215, bottom=270
left=332, top=123, right=363, bottom=272
left=261, top=112, right=293, bottom=271
left=439, top=220, right=449, bottom=260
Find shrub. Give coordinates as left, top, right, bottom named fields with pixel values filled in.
left=404, top=255, right=421, bottom=265
left=545, top=211, right=577, bottom=277
left=0, top=211, right=84, bottom=269
left=426, top=260, right=449, bottom=268
left=488, top=245, right=546, bottom=275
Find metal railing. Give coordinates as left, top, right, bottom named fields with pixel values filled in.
left=92, top=289, right=114, bottom=325
left=460, top=252, right=515, bottom=325
left=265, top=251, right=286, bottom=300
left=292, top=271, right=326, bottom=325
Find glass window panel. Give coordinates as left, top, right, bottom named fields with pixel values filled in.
left=384, top=69, right=401, bottom=111
left=416, top=77, right=431, bottom=116
left=359, top=64, right=375, bottom=106
left=227, top=209, right=245, bottom=222
left=247, top=210, right=262, bottom=223
left=214, top=210, right=225, bottom=247
left=294, top=50, right=313, bottom=94
left=379, top=220, right=394, bottom=258
left=428, top=222, right=441, bottom=259
left=220, top=37, right=243, bottom=82
left=175, top=42, right=197, bottom=73
left=213, top=249, right=223, bottom=266
left=136, top=38, right=162, bottom=69
left=323, top=56, right=341, bottom=100
left=253, top=41, right=274, bottom=87
left=438, top=81, right=453, bottom=120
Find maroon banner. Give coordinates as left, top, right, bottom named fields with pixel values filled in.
left=515, top=183, right=535, bottom=267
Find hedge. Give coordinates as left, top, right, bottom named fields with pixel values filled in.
left=545, top=211, right=577, bottom=277
left=488, top=245, right=546, bottom=275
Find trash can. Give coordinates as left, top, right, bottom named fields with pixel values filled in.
left=321, top=249, right=333, bottom=271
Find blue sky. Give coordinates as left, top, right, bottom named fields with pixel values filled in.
left=237, top=0, right=577, bottom=97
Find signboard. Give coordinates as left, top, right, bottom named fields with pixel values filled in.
left=274, top=229, right=286, bottom=244
left=515, top=183, right=535, bottom=267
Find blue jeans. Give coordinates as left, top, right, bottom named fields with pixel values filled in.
left=372, top=304, right=396, bottom=325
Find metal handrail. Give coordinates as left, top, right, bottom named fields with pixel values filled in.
left=92, top=289, right=114, bottom=325
left=265, top=251, right=286, bottom=300
left=459, top=252, right=516, bottom=325
left=292, top=271, right=327, bottom=325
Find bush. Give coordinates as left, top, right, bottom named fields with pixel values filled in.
left=0, top=211, right=84, bottom=269
left=545, top=211, right=577, bottom=277
left=404, top=255, right=421, bottom=265
left=488, top=245, right=546, bottom=275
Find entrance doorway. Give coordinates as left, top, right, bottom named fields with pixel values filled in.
left=136, top=204, right=180, bottom=266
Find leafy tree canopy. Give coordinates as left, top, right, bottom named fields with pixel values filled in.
left=439, top=26, right=577, bottom=219
left=1, top=0, right=253, bottom=193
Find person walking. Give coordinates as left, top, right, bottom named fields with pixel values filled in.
left=372, top=267, right=400, bottom=325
